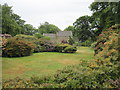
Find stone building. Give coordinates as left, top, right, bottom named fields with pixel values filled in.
left=43, top=31, right=72, bottom=44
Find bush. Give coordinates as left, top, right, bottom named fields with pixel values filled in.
left=15, top=34, right=38, bottom=41
left=2, top=77, right=39, bottom=88
left=15, top=34, right=54, bottom=52
left=95, top=24, right=120, bottom=64
left=55, top=44, right=71, bottom=52
left=34, top=33, right=43, bottom=38
left=90, top=42, right=97, bottom=48
left=2, top=37, right=35, bottom=57
left=64, top=46, right=77, bottom=53
left=55, top=44, right=77, bottom=53
left=2, top=25, right=120, bottom=88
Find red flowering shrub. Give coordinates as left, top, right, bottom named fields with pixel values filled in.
left=95, top=24, right=120, bottom=65
left=2, top=37, right=36, bottom=57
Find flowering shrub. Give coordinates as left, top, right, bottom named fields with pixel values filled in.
left=2, top=25, right=120, bottom=88
left=2, top=37, right=35, bottom=57
left=95, top=24, right=120, bottom=65
left=15, top=34, right=55, bottom=52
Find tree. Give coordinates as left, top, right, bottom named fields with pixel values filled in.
left=89, top=2, right=120, bottom=35
left=38, top=22, right=61, bottom=34
left=2, top=4, right=25, bottom=36
left=23, top=24, right=36, bottom=35
left=0, top=4, right=2, bottom=33
left=64, top=25, right=75, bottom=36
left=73, top=15, right=95, bottom=42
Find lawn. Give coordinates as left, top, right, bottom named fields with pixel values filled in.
left=2, top=47, right=94, bottom=80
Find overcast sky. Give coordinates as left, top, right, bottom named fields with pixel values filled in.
left=1, top=0, right=94, bottom=30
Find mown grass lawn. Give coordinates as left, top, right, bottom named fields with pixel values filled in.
left=2, top=47, right=94, bottom=80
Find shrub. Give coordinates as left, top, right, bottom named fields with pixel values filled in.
left=90, top=42, right=97, bottom=48
left=2, top=25, right=120, bottom=88
left=55, top=44, right=71, bottom=52
left=55, top=44, right=77, bottom=53
left=2, top=77, right=39, bottom=88
left=2, top=37, right=35, bottom=57
left=34, top=33, right=43, bottom=38
left=64, top=46, right=77, bottom=53
left=95, top=24, right=120, bottom=65
left=15, top=34, right=38, bottom=41
left=15, top=34, right=55, bottom=52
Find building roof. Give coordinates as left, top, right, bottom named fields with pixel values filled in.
left=43, top=33, right=56, bottom=38
left=56, top=31, right=72, bottom=37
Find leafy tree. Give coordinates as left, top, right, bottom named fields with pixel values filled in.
left=2, top=4, right=37, bottom=36
left=38, top=22, right=61, bottom=34
left=64, top=25, right=75, bottom=33
left=73, top=15, right=95, bottom=42
left=23, top=24, right=36, bottom=35
left=0, top=5, right=2, bottom=33
left=2, top=4, right=25, bottom=36
left=89, top=2, right=120, bottom=35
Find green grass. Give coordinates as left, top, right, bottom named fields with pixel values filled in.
left=2, top=47, right=94, bottom=80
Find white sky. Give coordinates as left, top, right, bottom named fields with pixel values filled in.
left=1, top=0, right=94, bottom=30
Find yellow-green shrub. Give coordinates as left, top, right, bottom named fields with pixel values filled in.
left=64, top=46, right=77, bottom=53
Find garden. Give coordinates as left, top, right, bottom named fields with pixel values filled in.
left=1, top=2, right=120, bottom=88
left=2, top=24, right=120, bottom=88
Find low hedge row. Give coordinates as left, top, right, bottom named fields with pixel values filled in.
left=2, top=35, right=77, bottom=57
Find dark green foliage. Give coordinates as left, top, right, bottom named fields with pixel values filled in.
left=38, top=22, right=61, bottom=34
left=2, top=37, right=35, bottom=57
left=80, top=39, right=93, bottom=47
left=89, top=2, right=120, bottom=35
left=68, top=36, right=75, bottom=45
left=23, top=24, right=36, bottom=35
left=2, top=4, right=21, bottom=36
left=73, top=15, right=95, bottom=42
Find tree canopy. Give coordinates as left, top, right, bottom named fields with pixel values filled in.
left=2, top=4, right=38, bottom=36
left=38, top=22, right=61, bottom=34
left=73, top=15, right=94, bottom=42
left=89, top=2, right=120, bottom=35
